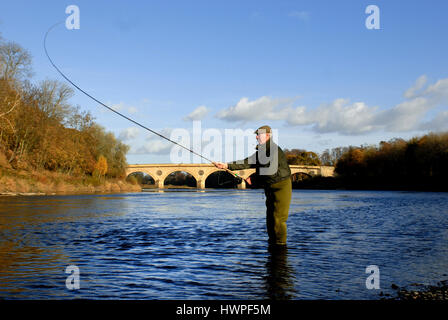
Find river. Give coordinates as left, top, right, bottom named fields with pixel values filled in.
left=1, top=189, right=448, bottom=300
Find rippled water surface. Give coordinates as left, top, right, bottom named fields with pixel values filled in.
left=1, top=189, right=448, bottom=299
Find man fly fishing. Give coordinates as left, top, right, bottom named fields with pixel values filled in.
left=44, top=25, right=292, bottom=246
left=213, top=125, right=292, bottom=246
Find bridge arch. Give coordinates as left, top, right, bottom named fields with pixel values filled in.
left=291, top=171, right=313, bottom=180
left=126, top=171, right=156, bottom=187
left=202, top=168, right=223, bottom=183
left=205, top=170, right=239, bottom=188
left=162, top=170, right=197, bottom=188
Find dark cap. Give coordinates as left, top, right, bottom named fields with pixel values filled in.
left=254, top=125, right=272, bottom=134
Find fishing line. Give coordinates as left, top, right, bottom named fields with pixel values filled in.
left=43, top=22, right=246, bottom=184
left=44, top=22, right=210, bottom=163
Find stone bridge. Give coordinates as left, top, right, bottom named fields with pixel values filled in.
left=126, top=164, right=335, bottom=189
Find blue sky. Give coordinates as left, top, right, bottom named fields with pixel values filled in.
left=1, top=0, right=448, bottom=164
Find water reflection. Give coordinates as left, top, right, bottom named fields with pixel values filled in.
left=265, top=245, right=296, bottom=300
left=1, top=190, right=448, bottom=299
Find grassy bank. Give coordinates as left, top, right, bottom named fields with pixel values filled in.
left=0, top=166, right=141, bottom=195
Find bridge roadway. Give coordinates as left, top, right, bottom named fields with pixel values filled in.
left=126, top=163, right=335, bottom=189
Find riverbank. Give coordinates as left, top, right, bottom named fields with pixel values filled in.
left=0, top=167, right=141, bottom=196
left=292, top=176, right=448, bottom=192
left=387, top=280, right=448, bottom=300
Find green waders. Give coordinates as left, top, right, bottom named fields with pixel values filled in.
left=264, top=177, right=292, bottom=245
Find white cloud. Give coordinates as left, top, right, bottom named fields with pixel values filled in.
left=134, top=128, right=173, bottom=155
left=287, top=98, right=379, bottom=135
left=183, top=105, right=209, bottom=121
left=419, top=110, right=448, bottom=131
left=110, top=102, right=124, bottom=111
left=119, top=127, right=140, bottom=141
left=136, top=140, right=172, bottom=155
left=216, top=96, right=296, bottom=122
left=423, top=78, right=448, bottom=104
left=375, top=78, right=448, bottom=132
left=110, top=102, right=139, bottom=114
left=215, top=75, right=448, bottom=135
left=128, top=106, right=138, bottom=114
left=379, top=97, right=432, bottom=132
left=404, top=75, right=427, bottom=99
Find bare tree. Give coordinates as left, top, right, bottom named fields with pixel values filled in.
left=320, top=149, right=333, bottom=166
left=30, top=79, right=74, bottom=122
left=0, top=41, right=33, bottom=82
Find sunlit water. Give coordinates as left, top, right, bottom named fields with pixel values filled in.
left=1, top=189, right=448, bottom=300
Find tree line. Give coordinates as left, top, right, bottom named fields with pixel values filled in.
left=0, top=35, right=129, bottom=179
left=286, top=133, right=448, bottom=190
left=284, top=147, right=354, bottom=167
left=334, top=133, right=448, bottom=187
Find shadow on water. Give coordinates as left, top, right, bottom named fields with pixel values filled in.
left=265, top=245, right=296, bottom=300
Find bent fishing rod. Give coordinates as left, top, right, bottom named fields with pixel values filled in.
left=44, top=22, right=249, bottom=184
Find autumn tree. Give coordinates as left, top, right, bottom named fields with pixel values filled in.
left=284, top=149, right=321, bottom=166
left=335, top=147, right=366, bottom=177
left=94, top=155, right=108, bottom=178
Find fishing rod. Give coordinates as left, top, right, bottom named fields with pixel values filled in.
left=43, top=22, right=250, bottom=185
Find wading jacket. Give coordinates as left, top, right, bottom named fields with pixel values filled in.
left=227, top=139, right=291, bottom=188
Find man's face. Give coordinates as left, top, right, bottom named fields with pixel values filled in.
left=256, top=132, right=270, bottom=145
